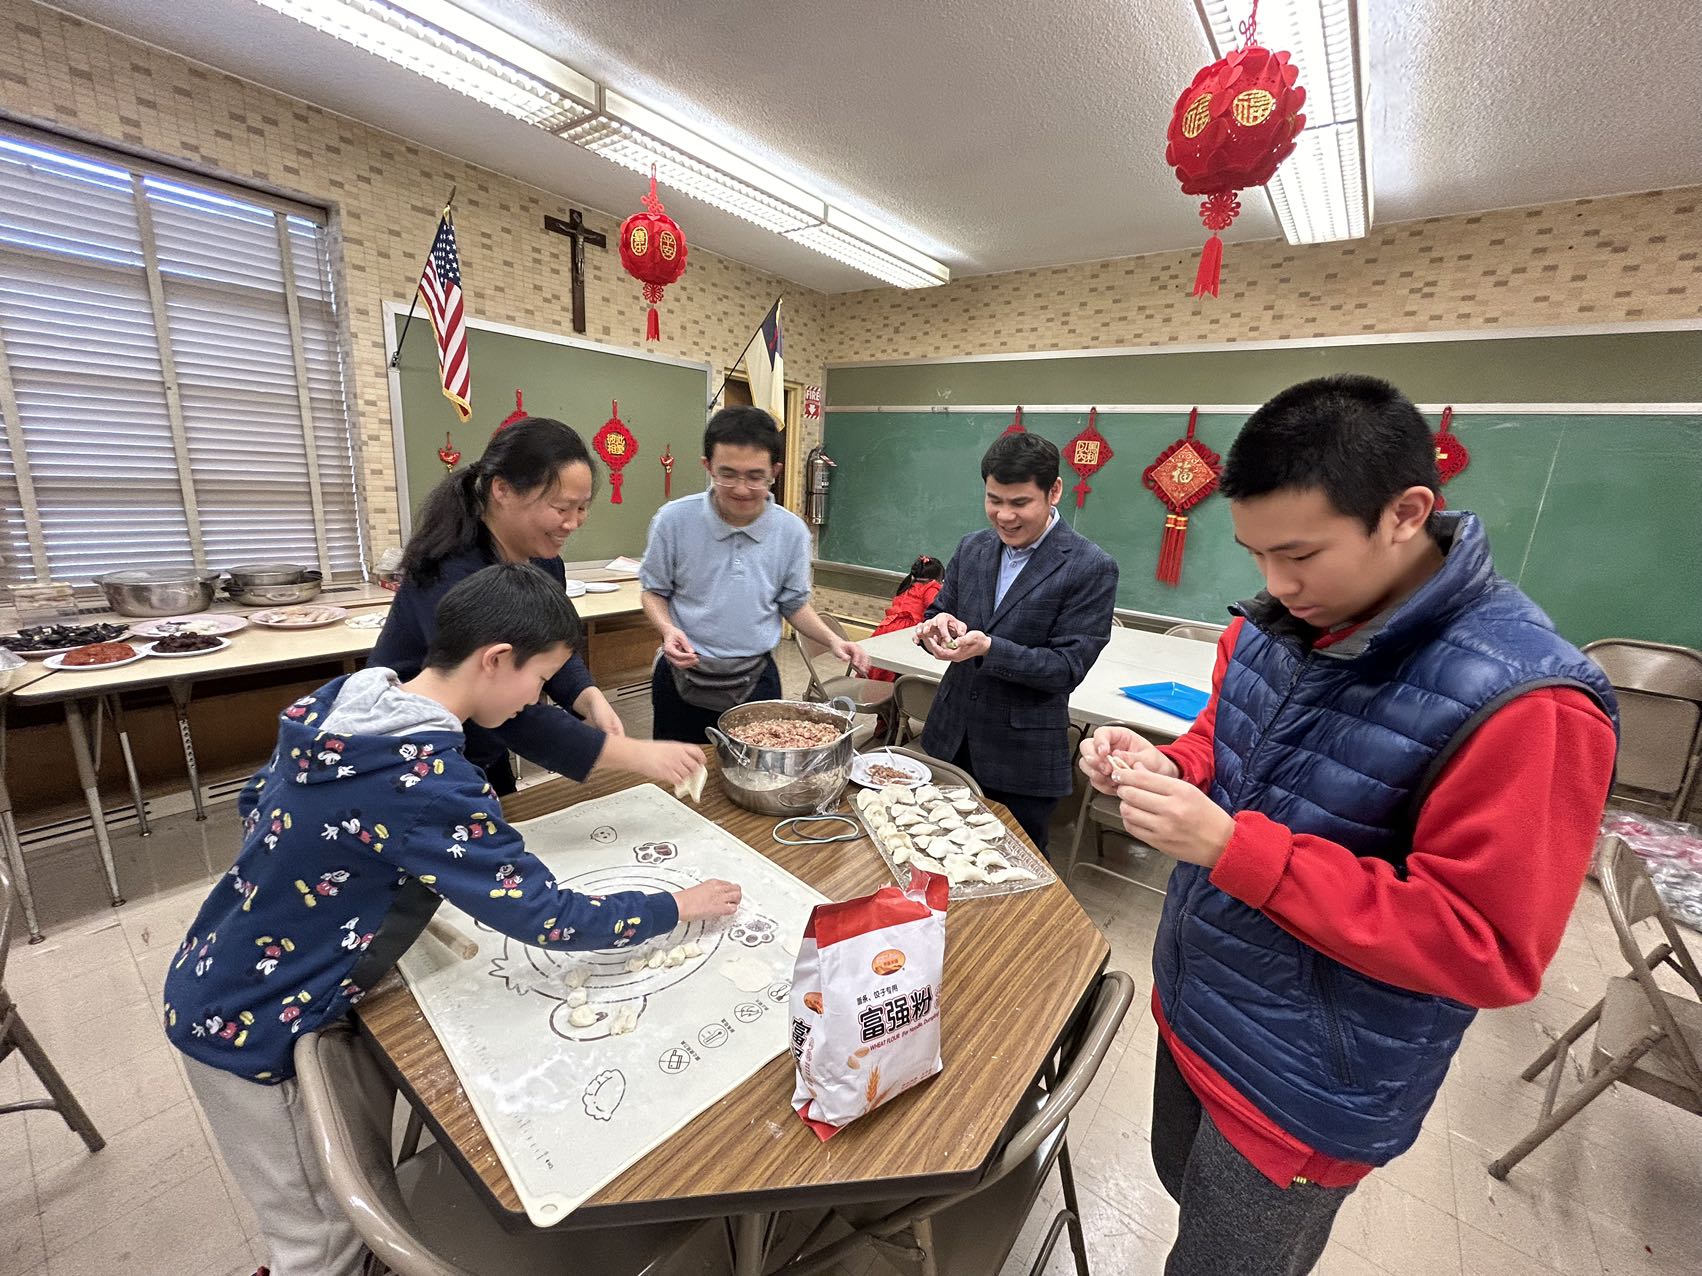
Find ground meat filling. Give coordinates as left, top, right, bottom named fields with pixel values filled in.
left=730, top=718, right=841, bottom=749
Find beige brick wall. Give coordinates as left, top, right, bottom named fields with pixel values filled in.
left=0, top=0, right=829, bottom=552
left=825, top=189, right=1702, bottom=363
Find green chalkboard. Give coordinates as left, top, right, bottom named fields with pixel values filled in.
left=818, top=409, right=1702, bottom=649
left=389, top=311, right=713, bottom=562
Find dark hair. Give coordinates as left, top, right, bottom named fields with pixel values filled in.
left=895, top=554, right=944, bottom=596
left=423, top=563, right=583, bottom=671
left=1221, top=375, right=1441, bottom=532
left=401, top=417, right=597, bottom=585
left=980, top=432, right=1060, bottom=491
left=704, top=405, right=782, bottom=464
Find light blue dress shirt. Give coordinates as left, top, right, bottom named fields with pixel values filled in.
left=994, top=509, right=1061, bottom=609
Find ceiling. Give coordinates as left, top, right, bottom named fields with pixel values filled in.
left=38, top=0, right=1702, bottom=293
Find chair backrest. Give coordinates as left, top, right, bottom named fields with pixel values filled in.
left=296, top=1026, right=475, bottom=1276
left=1583, top=640, right=1702, bottom=813
left=1164, top=622, right=1227, bottom=642
left=1595, top=836, right=1702, bottom=1094
left=892, top=675, right=940, bottom=723
left=883, top=746, right=983, bottom=797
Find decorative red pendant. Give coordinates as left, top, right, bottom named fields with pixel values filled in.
left=1002, top=405, right=1027, bottom=437
left=1143, top=408, right=1223, bottom=585
left=436, top=431, right=461, bottom=472
left=1432, top=405, right=1470, bottom=510
left=1066, top=408, right=1114, bottom=509
left=1165, top=1, right=1305, bottom=298
left=660, top=443, right=675, bottom=500
left=618, top=167, right=688, bottom=341
left=593, top=400, right=638, bottom=505
left=497, top=388, right=528, bottom=431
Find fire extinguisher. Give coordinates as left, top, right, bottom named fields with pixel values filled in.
left=803, top=446, right=836, bottom=526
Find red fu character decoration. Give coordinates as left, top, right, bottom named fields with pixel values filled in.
left=619, top=166, right=688, bottom=342
left=1144, top=408, right=1222, bottom=586
left=594, top=401, right=638, bottom=505
left=1165, top=0, right=1306, bottom=298
left=1066, top=408, right=1114, bottom=509
left=1432, top=405, right=1470, bottom=510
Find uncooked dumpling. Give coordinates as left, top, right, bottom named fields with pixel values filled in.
left=913, top=785, right=944, bottom=805
left=565, top=988, right=588, bottom=1008
left=682, top=942, right=702, bottom=959
left=568, top=1003, right=597, bottom=1028
left=891, top=843, right=914, bottom=866
left=978, top=848, right=1013, bottom=871
left=892, top=807, right=925, bottom=828
left=941, top=787, right=972, bottom=801
left=910, top=822, right=941, bottom=839
left=967, top=812, right=1000, bottom=830
left=925, top=802, right=955, bottom=823
left=610, top=1006, right=640, bottom=1035
left=625, top=955, right=647, bottom=973
left=665, top=945, right=687, bottom=967
left=910, top=853, right=948, bottom=875
left=952, top=798, right=980, bottom=814
left=646, top=950, right=666, bottom=969
left=988, top=866, right=1036, bottom=883
left=945, top=826, right=976, bottom=847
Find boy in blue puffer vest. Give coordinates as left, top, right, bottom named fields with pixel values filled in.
left=164, top=563, right=741, bottom=1276
left=1080, top=376, right=1617, bottom=1275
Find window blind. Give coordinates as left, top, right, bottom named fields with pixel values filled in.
left=0, top=132, right=366, bottom=591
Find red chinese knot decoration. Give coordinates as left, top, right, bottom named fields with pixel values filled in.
left=619, top=166, right=688, bottom=342
left=1066, top=408, right=1114, bottom=509
left=660, top=443, right=675, bottom=500
left=1002, top=405, right=1027, bottom=437
left=497, top=388, right=527, bottom=431
left=436, top=431, right=461, bottom=472
left=1143, top=408, right=1223, bottom=586
left=1165, top=0, right=1306, bottom=298
left=1432, top=405, right=1469, bottom=510
left=593, top=400, right=638, bottom=505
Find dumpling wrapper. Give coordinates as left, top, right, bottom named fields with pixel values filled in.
left=673, top=767, right=707, bottom=804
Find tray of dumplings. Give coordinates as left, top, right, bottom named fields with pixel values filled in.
left=853, top=783, right=1054, bottom=900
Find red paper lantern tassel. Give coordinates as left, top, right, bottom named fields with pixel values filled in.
left=1073, top=480, right=1091, bottom=509
left=1157, top=514, right=1191, bottom=585
left=645, top=306, right=660, bottom=342
left=1191, top=234, right=1224, bottom=299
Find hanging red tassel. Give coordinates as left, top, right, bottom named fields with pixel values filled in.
left=645, top=304, right=661, bottom=342
left=1002, top=405, right=1026, bottom=437
left=1158, top=514, right=1191, bottom=585
left=1143, top=408, right=1222, bottom=586
left=1191, top=232, right=1225, bottom=299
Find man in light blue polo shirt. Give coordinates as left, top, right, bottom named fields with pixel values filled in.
left=641, top=406, right=870, bottom=742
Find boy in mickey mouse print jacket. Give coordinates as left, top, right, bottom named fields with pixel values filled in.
left=163, top=563, right=740, bottom=1276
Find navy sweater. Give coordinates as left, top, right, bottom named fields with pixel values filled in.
left=370, top=546, right=604, bottom=780
left=162, top=675, right=679, bottom=1083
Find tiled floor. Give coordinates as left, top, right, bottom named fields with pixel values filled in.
left=4, top=660, right=1699, bottom=1275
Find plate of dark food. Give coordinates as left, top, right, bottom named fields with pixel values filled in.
left=1, top=622, right=132, bottom=659
left=43, top=641, right=148, bottom=671
left=146, top=633, right=231, bottom=657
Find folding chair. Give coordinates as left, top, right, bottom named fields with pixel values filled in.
left=1488, top=836, right=1702, bottom=1179
left=1057, top=722, right=1169, bottom=895
left=889, top=675, right=940, bottom=747
left=295, top=1024, right=715, bottom=1276
left=790, top=615, right=894, bottom=746
left=770, top=969, right=1136, bottom=1276
left=1582, top=639, right=1702, bottom=819
left=0, top=859, right=105, bottom=1154
left=1163, top=622, right=1227, bottom=643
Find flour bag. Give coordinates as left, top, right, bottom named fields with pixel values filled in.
left=790, top=868, right=948, bottom=1139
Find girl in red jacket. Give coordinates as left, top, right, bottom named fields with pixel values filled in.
left=866, top=555, right=944, bottom=682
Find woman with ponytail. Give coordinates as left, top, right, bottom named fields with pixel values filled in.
left=371, top=417, right=705, bottom=793
left=864, top=554, right=946, bottom=682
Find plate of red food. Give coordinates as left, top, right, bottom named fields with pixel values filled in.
left=44, top=641, right=149, bottom=671
left=146, top=633, right=231, bottom=657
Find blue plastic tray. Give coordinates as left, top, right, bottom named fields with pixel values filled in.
left=1119, top=681, right=1210, bottom=720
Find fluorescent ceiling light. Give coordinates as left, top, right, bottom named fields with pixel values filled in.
left=785, top=207, right=951, bottom=288
left=563, top=90, right=825, bottom=234
left=1195, top=0, right=1371, bottom=243
left=250, top=0, right=597, bottom=132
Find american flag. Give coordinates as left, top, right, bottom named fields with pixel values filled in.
left=417, top=211, right=470, bottom=420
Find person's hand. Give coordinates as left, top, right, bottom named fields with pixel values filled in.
left=1115, top=767, right=1235, bottom=868
left=1078, top=726, right=1178, bottom=795
left=576, top=689, right=626, bottom=738
left=834, top=637, right=872, bottom=677
left=630, top=740, right=707, bottom=787
left=674, top=878, right=742, bottom=922
left=917, top=613, right=965, bottom=653
left=661, top=626, right=699, bottom=669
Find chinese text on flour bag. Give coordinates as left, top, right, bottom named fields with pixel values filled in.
left=790, top=867, right=948, bottom=1139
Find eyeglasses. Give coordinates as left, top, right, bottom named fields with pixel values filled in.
left=709, top=473, right=777, bottom=491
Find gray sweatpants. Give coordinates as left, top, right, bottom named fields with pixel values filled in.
left=1151, top=1036, right=1357, bottom=1276
left=184, top=1054, right=366, bottom=1276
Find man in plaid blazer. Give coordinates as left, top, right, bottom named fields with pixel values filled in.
left=919, top=433, right=1119, bottom=852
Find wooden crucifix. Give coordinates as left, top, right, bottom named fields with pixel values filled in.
left=543, top=208, right=606, bottom=334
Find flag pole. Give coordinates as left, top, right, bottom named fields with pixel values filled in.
left=707, top=297, right=781, bottom=412
left=389, top=186, right=457, bottom=369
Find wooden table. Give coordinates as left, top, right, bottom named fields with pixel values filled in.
left=355, top=759, right=1109, bottom=1272
left=4, top=583, right=648, bottom=941
left=861, top=624, right=1217, bottom=738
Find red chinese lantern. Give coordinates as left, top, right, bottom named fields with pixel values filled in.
left=1066, top=408, right=1114, bottom=509
left=1432, top=405, right=1470, bottom=510
left=1165, top=1, right=1306, bottom=298
left=619, top=166, right=688, bottom=341
left=593, top=400, right=638, bottom=505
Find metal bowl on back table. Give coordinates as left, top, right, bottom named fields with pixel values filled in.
left=707, top=698, right=857, bottom=816
left=93, top=569, right=221, bottom=617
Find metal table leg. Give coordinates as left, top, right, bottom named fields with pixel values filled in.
left=61, top=700, right=125, bottom=907
left=731, top=1212, right=773, bottom=1276
left=104, top=693, right=150, bottom=837
left=168, top=681, right=207, bottom=822
left=0, top=697, right=43, bottom=942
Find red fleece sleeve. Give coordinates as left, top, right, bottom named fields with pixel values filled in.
left=1208, top=687, right=1616, bottom=1008
left=1158, top=617, right=1241, bottom=788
